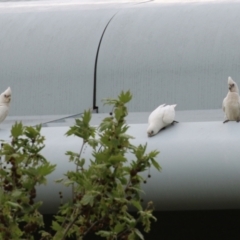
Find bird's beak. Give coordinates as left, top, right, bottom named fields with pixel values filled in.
left=147, top=133, right=152, bottom=137
left=229, top=84, right=234, bottom=90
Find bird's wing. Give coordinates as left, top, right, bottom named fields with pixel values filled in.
left=0, top=106, right=8, bottom=123
left=148, top=104, right=165, bottom=123
left=222, top=97, right=227, bottom=112
left=162, top=105, right=175, bottom=124
left=238, top=97, right=240, bottom=112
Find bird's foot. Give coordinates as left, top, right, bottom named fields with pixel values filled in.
left=172, top=120, right=179, bottom=125
left=223, top=120, right=229, bottom=123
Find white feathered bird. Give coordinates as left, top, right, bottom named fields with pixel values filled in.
left=222, top=77, right=240, bottom=123
left=147, top=104, right=178, bottom=137
left=0, top=87, right=11, bottom=124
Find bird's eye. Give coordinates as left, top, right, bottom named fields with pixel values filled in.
left=151, top=131, right=154, bottom=134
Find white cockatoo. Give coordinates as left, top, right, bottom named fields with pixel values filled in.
left=147, top=104, right=178, bottom=137
left=0, top=87, right=11, bottom=124
left=222, top=77, right=240, bottom=123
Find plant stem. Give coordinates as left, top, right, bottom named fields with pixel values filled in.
left=60, top=209, right=81, bottom=240
left=77, top=140, right=86, bottom=172
left=83, top=216, right=105, bottom=237
left=72, top=140, right=86, bottom=200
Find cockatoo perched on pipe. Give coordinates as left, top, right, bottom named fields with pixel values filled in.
left=222, top=77, right=240, bottom=123
left=0, top=87, right=11, bottom=124
left=147, top=104, right=178, bottom=137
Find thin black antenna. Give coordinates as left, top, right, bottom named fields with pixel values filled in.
left=93, top=12, right=119, bottom=113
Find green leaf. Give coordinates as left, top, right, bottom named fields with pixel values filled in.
left=96, top=230, right=112, bottom=237
left=114, top=107, right=123, bottom=121
left=148, top=150, right=160, bottom=158
left=131, top=200, right=143, bottom=211
left=101, top=98, right=118, bottom=106
left=119, top=133, right=135, bottom=139
left=93, top=163, right=107, bottom=169
left=65, top=112, right=95, bottom=140
left=118, top=90, right=132, bottom=104
left=52, top=221, right=62, bottom=232
left=64, top=180, right=75, bottom=186
left=32, top=201, right=43, bottom=210
left=128, top=232, right=135, bottom=240
left=82, top=109, right=92, bottom=124
left=78, top=158, right=85, bottom=167
left=119, top=176, right=128, bottom=185
left=80, top=194, right=94, bottom=206
left=134, top=228, right=144, bottom=240
left=35, top=124, right=42, bottom=132
left=11, top=122, right=24, bottom=138
left=88, top=139, right=99, bottom=149
left=113, top=222, right=125, bottom=233
left=40, top=231, right=52, bottom=238
left=25, top=126, right=39, bottom=139
left=150, top=159, right=161, bottom=171
left=0, top=169, right=8, bottom=177
left=128, top=186, right=144, bottom=194
left=109, top=155, right=127, bottom=164
left=55, top=178, right=64, bottom=183
left=119, top=216, right=136, bottom=226
left=6, top=201, right=23, bottom=209
left=11, top=190, right=22, bottom=198
left=36, top=163, right=56, bottom=178
left=99, top=121, right=112, bottom=132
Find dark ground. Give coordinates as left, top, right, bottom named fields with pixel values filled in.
left=40, top=210, right=240, bottom=240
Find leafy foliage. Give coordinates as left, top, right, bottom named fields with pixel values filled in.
left=0, top=122, right=56, bottom=240
left=49, top=90, right=161, bottom=240
left=0, top=90, right=161, bottom=240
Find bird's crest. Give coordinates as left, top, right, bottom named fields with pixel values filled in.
left=228, top=76, right=235, bottom=85
left=1, top=87, right=11, bottom=96
left=0, top=87, right=11, bottom=104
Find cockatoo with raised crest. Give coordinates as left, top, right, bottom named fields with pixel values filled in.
left=0, top=87, right=11, bottom=124
left=222, top=77, right=240, bottom=123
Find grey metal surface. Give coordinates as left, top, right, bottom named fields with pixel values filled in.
left=97, top=1, right=240, bottom=112
left=1, top=121, right=240, bottom=213
left=0, top=108, right=224, bottom=129
left=1, top=0, right=239, bottom=115
left=0, top=0, right=127, bottom=115
left=138, top=121, right=240, bottom=211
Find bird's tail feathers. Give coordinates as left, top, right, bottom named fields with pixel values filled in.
left=159, top=103, right=166, bottom=108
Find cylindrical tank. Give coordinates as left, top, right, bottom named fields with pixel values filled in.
left=0, top=1, right=240, bottom=115
left=1, top=121, right=240, bottom=214
left=96, top=1, right=240, bottom=112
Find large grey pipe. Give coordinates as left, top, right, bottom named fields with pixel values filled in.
left=1, top=121, right=240, bottom=214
